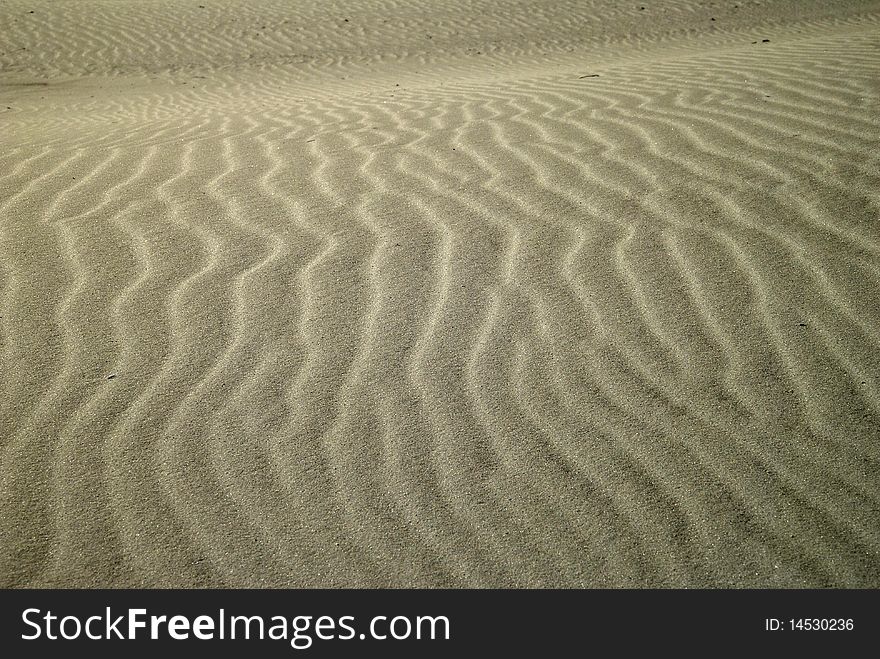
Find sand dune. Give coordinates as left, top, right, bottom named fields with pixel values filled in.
left=1, top=0, right=879, bottom=587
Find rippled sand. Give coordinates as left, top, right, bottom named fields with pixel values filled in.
left=1, top=0, right=879, bottom=587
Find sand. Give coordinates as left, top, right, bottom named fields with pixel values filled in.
left=1, top=0, right=878, bottom=588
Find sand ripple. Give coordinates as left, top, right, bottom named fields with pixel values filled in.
left=1, top=0, right=879, bottom=587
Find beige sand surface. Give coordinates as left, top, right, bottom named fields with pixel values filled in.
left=1, top=0, right=879, bottom=587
